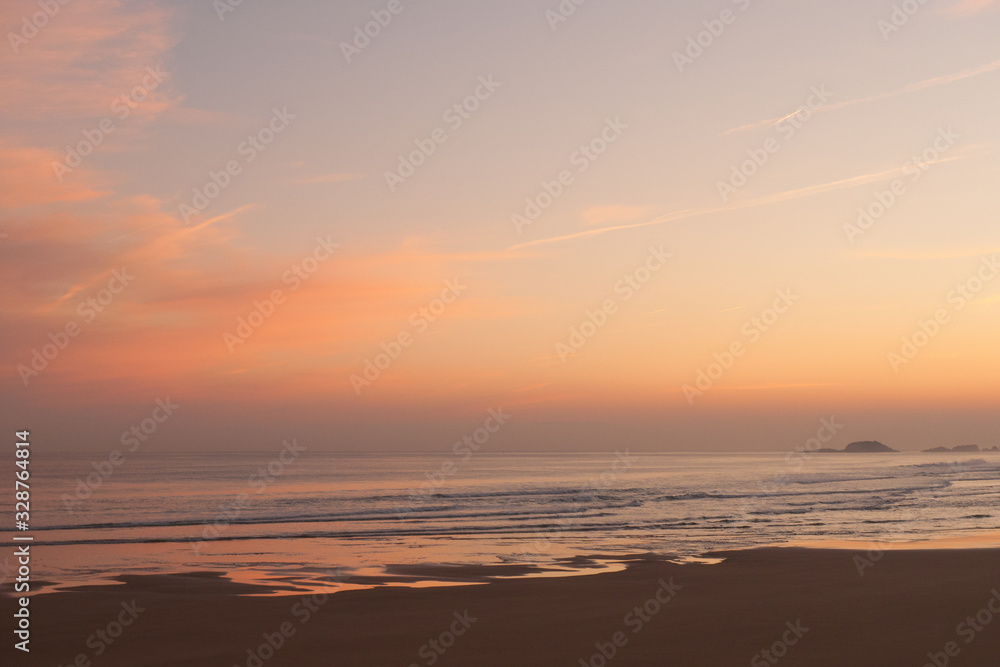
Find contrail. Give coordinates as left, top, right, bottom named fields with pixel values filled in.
left=723, top=57, right=1000, bottom=135
left=509, top=155, right=969, bottom=251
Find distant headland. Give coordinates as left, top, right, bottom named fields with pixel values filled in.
left=816, top=440, right=897, bottom=453
left=922, top=444, right=999, bottom=453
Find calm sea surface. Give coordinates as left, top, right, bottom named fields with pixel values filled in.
left=18, top=451, right=1000, bottom=590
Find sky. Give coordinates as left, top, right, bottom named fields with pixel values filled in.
left=1, top=0, right=999, bottom=452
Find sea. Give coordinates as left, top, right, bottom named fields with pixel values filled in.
left=17, top=450, right=1000, bottom=592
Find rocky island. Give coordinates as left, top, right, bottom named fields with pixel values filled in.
left=816, top=440, right=898, bottom=453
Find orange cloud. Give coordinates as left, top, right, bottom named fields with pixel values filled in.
left=0, top=195, right=496, bottom=404
left=943, top=0, right=1000, bottom=15
left=0, top=142, right=111, bottom=207
left=0, top=0, right=180, bottom=124
left=0, top=0, right=473, bottom=403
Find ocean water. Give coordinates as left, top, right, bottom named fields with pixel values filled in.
left=18, top=450, right=1000, bottom=590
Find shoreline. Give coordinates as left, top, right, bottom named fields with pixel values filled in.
left=21, top=528, right=1000, bottom=598
left=5, top=545, right=1000, bottom=666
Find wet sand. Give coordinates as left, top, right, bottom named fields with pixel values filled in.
left=4, top=547, right=1000, bottom=666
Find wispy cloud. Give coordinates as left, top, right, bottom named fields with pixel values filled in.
left=179, top=204, right=259, bottom=236
left=723, top=57, right=1000, bottom=135
left=0, top=0, right=180, bottom=125
left=509, top=153, right=972, bottom=251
